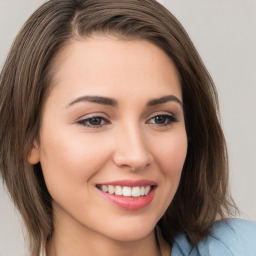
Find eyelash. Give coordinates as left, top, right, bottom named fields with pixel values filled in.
left=147, top=114, right=177, bottom=126
left=77, top=115, right=109, bottom=128
left=77, top=113, right=177, bottom=128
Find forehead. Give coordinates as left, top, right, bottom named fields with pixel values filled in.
left=48, top=36, right=182, bottom=102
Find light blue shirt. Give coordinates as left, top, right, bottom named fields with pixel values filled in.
left=172, top=219, right=256, bottom=255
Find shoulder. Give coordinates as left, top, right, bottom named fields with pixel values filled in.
left=172, top=219, right=256, bottom=256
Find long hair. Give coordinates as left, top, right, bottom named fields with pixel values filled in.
left=0, top=0, right=235, bottom=255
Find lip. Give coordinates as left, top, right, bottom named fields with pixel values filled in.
left=98, top=179, right=157, bottom=187
left=96, top=179, right=157, bottom=211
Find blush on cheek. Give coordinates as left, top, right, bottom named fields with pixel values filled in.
left=41, top=131, right=104, bottom=173
left=155, top=135, right=187, bottom=175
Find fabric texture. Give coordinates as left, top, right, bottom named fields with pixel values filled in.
left=172, top=218, right=256, bottom=256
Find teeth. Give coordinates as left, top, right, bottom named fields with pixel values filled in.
left=123, top=186, right=132, bottom=197
left=102, top=185, right=108, bottom=192
left=132, top=187, right=141, bottom=197
left=140, top=187, right=145, bottom=196
left=98, top=185, right=152, bottom=197
left=115, top=186, right=122, bottom=196
left=108, top=185, right=115, bottom=194
left=145, top=186, right=150, bottom=195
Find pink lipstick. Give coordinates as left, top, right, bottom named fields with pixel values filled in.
left=96, top=179, right=157, bottom=210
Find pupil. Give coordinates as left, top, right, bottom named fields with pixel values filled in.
left=155, top=116, right=166, bottom=124
left=89, top=117, right=101, bottom=125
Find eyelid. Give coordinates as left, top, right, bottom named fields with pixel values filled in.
left=76, top=112, right=111, bottom=128
left=146, top=111, right=176, bottom=120
left=75, top=112, right=109, bottom=122
left=146, top=111, right=178, bottom=126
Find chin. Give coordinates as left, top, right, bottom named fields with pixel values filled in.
left=104, top=217, right=158, bottom=242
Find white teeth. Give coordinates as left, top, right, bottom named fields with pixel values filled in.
left=132, top=187, right=141, bottom=197
left=115, top=186, right=122, bottom=196
left=102, top=185, right=108, bottom=192
left=98, top=185, right=152, bottom=197
left=140, top=187, right=145, bottom=196
left=145, top=186, right=150, bottom=195
left=108, top=185, right=115, bottom=194
left=123, top=186, right=132, bottom=197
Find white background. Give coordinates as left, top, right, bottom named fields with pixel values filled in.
left=0, top=1, right=255, bottom=255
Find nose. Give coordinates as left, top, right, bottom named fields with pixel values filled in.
left=112, top=124, right=154, bottom=172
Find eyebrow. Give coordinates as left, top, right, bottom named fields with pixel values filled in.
left=68, top=95, right=118, bottom=107
left=67, top=94, right=182, bottom=108
left=147, top=95, right=183, bottom=107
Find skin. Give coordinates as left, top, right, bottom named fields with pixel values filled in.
left=28, top=36, right=188, bottom=256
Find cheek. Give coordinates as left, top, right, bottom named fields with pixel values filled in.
left=38, top=128, right=110, bottom=196
left=150, top=129, right=187, bottom=216
left=153, top=130, right=188, bottom=177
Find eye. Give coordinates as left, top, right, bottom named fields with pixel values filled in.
left=77, top=116, right=109, bottom=128
left=148, top=114, right=177, bottom=126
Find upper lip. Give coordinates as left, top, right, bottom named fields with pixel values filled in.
left=96, top=179, right=157, bottom=187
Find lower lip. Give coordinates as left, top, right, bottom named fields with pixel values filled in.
left=97, top=187, right=156, bottom=210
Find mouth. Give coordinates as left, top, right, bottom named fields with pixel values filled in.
left=95, top=180, right=157, bottom=210
left=96, top=184, right=154, bottom=197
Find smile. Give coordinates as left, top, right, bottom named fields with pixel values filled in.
left=96, top=180, right=157, bottom=210
left=96, top=185, right=152, bottom=197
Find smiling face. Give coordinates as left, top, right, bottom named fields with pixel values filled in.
left=28, top=36, right=187, bottom=248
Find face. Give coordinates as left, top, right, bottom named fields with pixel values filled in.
left=29, top=36, right=187, bottom=243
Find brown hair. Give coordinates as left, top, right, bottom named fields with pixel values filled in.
left=0, top=0, right=236, bottom=255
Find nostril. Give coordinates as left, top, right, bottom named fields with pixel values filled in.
left=113, top=150, right=153, bottom=172
left=112, top=129, right=154, bottom=171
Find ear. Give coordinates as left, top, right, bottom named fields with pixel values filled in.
left=27, top=141, right=40, bottom=164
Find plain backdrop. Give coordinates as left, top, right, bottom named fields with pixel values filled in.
left=0, top=1, right=255, bottom=255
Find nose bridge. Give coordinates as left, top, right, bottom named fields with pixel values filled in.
left=113, top=121, right=152, bottom=171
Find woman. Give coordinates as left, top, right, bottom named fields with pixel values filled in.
left=0, top=0, right=255, bottom=255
